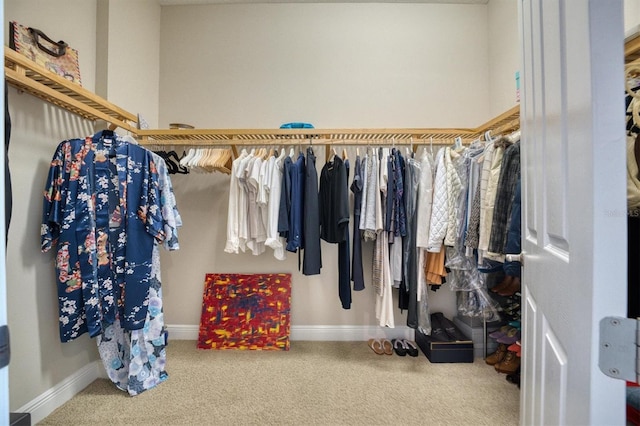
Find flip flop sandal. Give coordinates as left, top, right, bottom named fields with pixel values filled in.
left=368, top=338, right=385, bottom=355
left=381, top=339, right=394, bottom=355
left=392, top=339, right=407, bottom=356
left=403, top=339, right=420, bottom=357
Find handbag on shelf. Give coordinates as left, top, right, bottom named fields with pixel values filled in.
left=9, top=21, right=82, bottom=86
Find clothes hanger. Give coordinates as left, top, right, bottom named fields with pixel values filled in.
left=180, top=147, right=196, bottom=167
left=166, top=150, right=189, bottom=174
left=453, top=136, right=464, bottom=151
left=484, top=130, right=494, bottom=144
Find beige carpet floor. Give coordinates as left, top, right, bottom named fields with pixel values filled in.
left=38, top=340, right=520, bottom=425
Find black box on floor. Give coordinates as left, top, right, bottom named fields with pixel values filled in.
left=415, top=328, right=474, bottom=363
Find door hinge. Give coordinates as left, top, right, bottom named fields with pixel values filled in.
left=599, top=316, right=639, bottom=382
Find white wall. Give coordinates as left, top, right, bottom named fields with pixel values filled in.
left=159, top=3, right=491, bottom=129
left=96, top=0, right=161, bottom=128
left=625, top=0, right=640, bottom=35
left=487, top=0, right=519, bottom=118
left=158, top=3, right=492, bottom=330
left=5, top=0, right=99, bottom=411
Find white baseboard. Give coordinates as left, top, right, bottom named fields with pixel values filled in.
left=166, top=324, right=416, bottom=341
left=17, top=361, right=101, bottom=425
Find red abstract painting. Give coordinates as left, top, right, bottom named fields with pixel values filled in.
left=197, top=273, right=291, bottom=350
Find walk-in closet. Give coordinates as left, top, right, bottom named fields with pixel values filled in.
left=1, top=0, right=638, bottom=425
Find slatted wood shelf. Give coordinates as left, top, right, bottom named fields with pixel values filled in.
left=4, top=47, right=138, bottom=133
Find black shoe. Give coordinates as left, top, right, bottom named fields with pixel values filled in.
left=429, top=313, right=453, bottom=342
left=391, top=339, right=407, bottom=356
left=403, top=339, right=419, bottom=357
left=432, top=312, right=468, bottom=341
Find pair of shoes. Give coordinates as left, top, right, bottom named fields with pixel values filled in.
left=485, top=344, right=508, bottom=365
left=503, top=302, right=521, bottom=315
left=430, top=312, right=468, bottom=341
left=508, top=341, right=521, bottom=357
left=495, top=350, right=521, bottom=374
left=506, top=366, right=521, bottom=387
left=491, top=275, right=513, bottom=294
left=368, top=338, right=393, bottom=355
left=497, top=329, right=520, bottom=345
left=489, top=326, right=517, bottom=340
left=497, top=276, right=521, bottom=296
left=391, top=339, right=419, bottom=357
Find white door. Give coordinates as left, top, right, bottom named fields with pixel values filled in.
left=519, top=0, right=627, bottom=424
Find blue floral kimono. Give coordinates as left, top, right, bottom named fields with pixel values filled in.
left=41, top=131, right=181, bottom=395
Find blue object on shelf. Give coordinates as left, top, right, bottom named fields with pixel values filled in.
left=280, top=122, right=314, bottom=129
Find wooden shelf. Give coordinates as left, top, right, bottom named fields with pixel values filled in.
left=4, top=47, right=138, bottom=133
left=136, top=105, right=520, bottom=147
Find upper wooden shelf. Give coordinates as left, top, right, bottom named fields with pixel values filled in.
left=4, top=47, right=138, bottom=133
left=134, top=105, right=520, bottom=147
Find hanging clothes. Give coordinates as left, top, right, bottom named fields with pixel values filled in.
left=350, top=155, right=365, bottom=291
left=503, top=177, right=522, bottom=277
left=478, top=138, right=511, bottom=264
left=303, top=147, right=321, bottom=275
left=286, top=152, right=305, bottom=255
left=247, top=155, right=266, bottom=255
left=224, top=149, right=248, bottom=254
left=487, top=141, right=521, bottom=257
left=415, top=148, right=434, bottom=334
left=5, top=81, right=11, bottom=244
left=359, top=150, right=379, bottom=241
left=389, top=149, right=405, bottom=293
left=337, top=159, right=351, bottom=308
left=415, top=149, right=434, bottom=250
left=375, top=147, right=394, bottom=327
left=444, top=147, right=463, bottom=247
left=403, top=156, right=421, bottom=328
left=427, top=148, right=448, bottom=252
left=319, top=154, right=350, bottom=309
left=98, top=152, right=181, bottom=395
left=277, top=154, right=293, bottom=243
left=41, top=131, right=180, bottom=395
left=265, top=150, right=287, bottom=260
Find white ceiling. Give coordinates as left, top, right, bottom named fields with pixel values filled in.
left=159, top=0, right=488, bottom=5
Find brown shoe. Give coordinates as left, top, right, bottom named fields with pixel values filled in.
left=491, top=276, right=513, bottom=293
left=485, top=344, right=508, bottom=365
left=498, top=276, right=522, bottom=297
left=495, top=350, right=521, bottom=374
